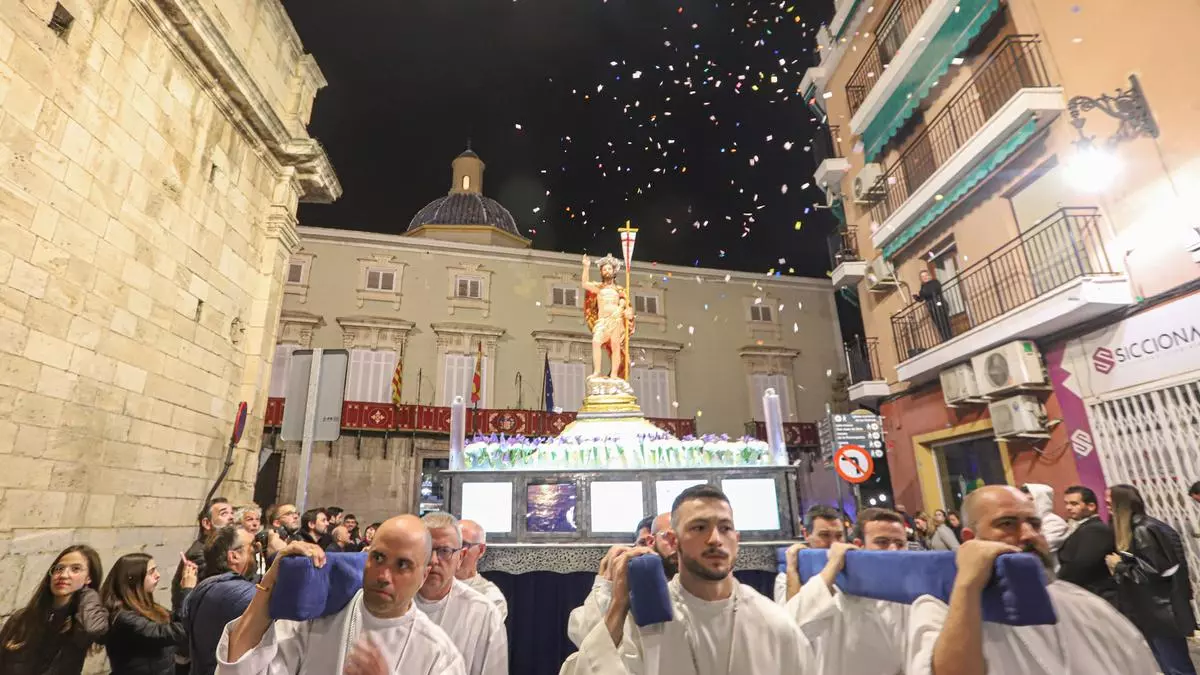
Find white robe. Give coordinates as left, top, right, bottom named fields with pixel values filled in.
left=906, top=580, right=1157, bottom=674
left=460, top=572, right=509, bottom=621
left=568, top=576, right=613, bottom=648
left=415, top=579, right=508, bottom=675
left=561, top=577, right=815, bottom=675
left=785, top=575, right=907, bottom=675
left=772, top=572, right=787, bottom=606
left=216, top=589, right=465, bottom=675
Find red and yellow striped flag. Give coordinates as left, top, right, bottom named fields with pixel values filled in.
left=470, top=342, right=482, bottom=406
left=390, top=355, right=403, bottom=407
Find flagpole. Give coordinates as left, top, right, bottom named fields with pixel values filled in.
left=618, top=222, right=638, bottom=381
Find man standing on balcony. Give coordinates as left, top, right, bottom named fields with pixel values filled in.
left=915, top=270, right=953, bottom=343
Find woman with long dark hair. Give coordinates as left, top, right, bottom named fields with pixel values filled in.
left=100, top=553, right=197, bottom=675
left=0, top=545, right=108, bottom=675
left=1107, top=484, right=1198, bottom=675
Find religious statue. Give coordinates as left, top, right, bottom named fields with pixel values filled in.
left=581, top=253, right=634, bottom=380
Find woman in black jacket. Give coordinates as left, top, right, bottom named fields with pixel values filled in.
left=1107, top=484, right=1198, bottom=675
left=100, top=553, right=197, bottom=675
left=0, top=544, right=108, bottom=675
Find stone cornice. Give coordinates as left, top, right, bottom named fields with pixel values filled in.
left=298, top=227, right=834, bottom=293
left=738, top=345, right=801, bottom=359
left=531, top=330, right=684, bottom=353
left=137, top=0, right=341, bottom=202
left=430, top=322, right=507, bottom=339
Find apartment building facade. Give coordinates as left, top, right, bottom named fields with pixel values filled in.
left=806, top=0, right=1200, bottom=567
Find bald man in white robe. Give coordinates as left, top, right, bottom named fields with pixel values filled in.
left=417, top=512, right=507, bottom=675
left=908, top=485, right=1157, bottom=675
left=784, top=508, right=911, bottom=675
left=568, top=513, right=678, bottom=648
left=562, top=486, right=815, bottom=675
left=217, top=515, right=465, bottom=675
left=455, top=520, right=508, bottom=620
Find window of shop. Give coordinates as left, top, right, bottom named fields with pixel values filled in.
left=933, top=435, right=1008, bottom=512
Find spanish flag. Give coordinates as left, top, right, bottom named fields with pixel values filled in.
left=470, top=341, right=483, bottom=407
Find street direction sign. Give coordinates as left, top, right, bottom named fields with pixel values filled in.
left=819, top=409, right=884, bottom=462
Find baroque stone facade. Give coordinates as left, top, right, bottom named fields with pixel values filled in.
left=0, top=0, right=338, bottom=624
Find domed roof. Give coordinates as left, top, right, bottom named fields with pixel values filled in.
left=407, top=192, right=521, bottom=237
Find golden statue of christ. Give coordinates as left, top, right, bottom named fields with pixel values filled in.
left=581, top=253, right=634, bottom=380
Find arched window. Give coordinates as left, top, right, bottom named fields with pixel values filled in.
left=462, top=175, right=471, bottom=191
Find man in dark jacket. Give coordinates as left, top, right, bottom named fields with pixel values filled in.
left=183, top=524, right=257, bottom=675
left=1057, top=485, right=1118, bottom=605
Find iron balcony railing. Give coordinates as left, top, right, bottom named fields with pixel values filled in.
left=846, top=0, right=934, bottom=116
left=845, top=336, right=884, bottom=384
left=867, top=36, right=1052, bottom=226
left=813, top=125, right=844, bottom=166
left=827, top=226, right=862, bottom=268
left=890, top=207, right=1115, bottom=360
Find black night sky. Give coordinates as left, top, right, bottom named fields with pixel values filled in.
left=286, top=0, right=844, bottom=281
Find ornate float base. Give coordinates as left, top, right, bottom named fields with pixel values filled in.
left=558, top=375, right=668, bottom=440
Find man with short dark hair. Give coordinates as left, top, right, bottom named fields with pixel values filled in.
left=1058, top=485, right=1117, bottom=605
left=784, top=508, right=911, bottom=674
left=185, top=525, right=257, bottom=675
left=269, top=503, right=301, bottom=540
left=633, top=515, right=654, bottom=547
left=1189, top=481, right=1200, bottom=505
left=776, top=505, right=845, bottom=604
left=173, top=498, right=233, bottom=673
left=564, top=484, right=816, bottom=674
left=909, top=485, right=1154, bottom=674
left=297, top=508, right=327, bottom=545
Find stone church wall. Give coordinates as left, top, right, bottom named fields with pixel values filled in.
left=0, top=0, right=338, bottom=638
left=264, top=434, right=450, bottom=526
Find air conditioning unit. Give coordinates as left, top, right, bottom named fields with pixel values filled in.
left=972, top=341, right=1047, bottom=397
left=940, top=363, right=980, bottom=405
left=865, top=256, right=897, bottom=291
left=852, top=163, right=884, bottom=203
left=989, top=395, right=1048, bottom=438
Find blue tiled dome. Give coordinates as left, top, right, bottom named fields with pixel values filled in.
left=407, top=192, right=521, bottom=237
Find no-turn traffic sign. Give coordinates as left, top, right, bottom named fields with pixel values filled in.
left=833, top=444, right=875, bottom=484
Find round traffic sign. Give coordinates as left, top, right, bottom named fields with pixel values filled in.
left=230, top=402, right=249, bottom=445
left=833, top=444, right=875, bottom=484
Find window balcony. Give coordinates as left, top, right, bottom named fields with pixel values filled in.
left=847, top=0, right=1004, bottom=160
left=828, top=226, right=867, bottom=289
left=868, top=36, right=1064, bottom=258
left=813, top=125, right=851, bottom=192
left=889, top=208, right=1135, bottom=384
left=845, top=336, right=890, bottom=403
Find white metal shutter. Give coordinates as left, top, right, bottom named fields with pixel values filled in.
left=269, top=344, right=298, bottom=398
left=751, top=373, right=791, bottom=421
left=443, top=353, right=488, bottom=406
left=345, top=349, right=397, bottom=403
left=1088, top=379, right=1200, bottom=615
left=632, top=367, right=671, bottom=419
left=550, top=361, right=586, bottom=412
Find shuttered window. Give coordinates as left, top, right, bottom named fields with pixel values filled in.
left=443, top=353, right=488, bottom=406
left=750, top=373, right=791, bottom=421
left=344, top=349, right=398, bottom=403
left=269, top=344, right=299, bottom=398
left=631, top=367, right=672, bottom=419
left=549, top=361, right=587, bottom=412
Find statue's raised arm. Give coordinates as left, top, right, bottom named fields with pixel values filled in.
left=581, top=254, right=601, bottom=294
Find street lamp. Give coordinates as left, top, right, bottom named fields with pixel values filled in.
left=1064, top=75, right=1158, bottom=192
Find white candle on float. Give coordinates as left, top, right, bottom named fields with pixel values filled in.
left=449, top=396, right=467, bottom=470
left=763, top=388, right=787, bottom=466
